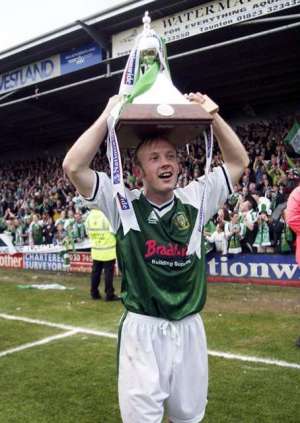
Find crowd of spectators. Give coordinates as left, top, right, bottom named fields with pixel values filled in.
left=0, top=115, right=299, bottom=255
left=0, top=158, right=86, bottom=248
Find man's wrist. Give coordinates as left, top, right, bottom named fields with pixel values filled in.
left=212, top=113, right=223, bottom=128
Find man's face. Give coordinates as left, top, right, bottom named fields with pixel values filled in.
left=231, top=213, right=239, bottom=224
left=240, top=200, right=250, bottom=212
left=249, top=183, right=256, bottom=192
left=135, top=139, right=179, bottom=199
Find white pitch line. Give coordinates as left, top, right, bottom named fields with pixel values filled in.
left=208, top=350, right=300, bottom=370
left=0, top=313, right=299, bottom=370
left=0, top=330, right=77, bottom=358
left=0, top=313, right=117, bottom=339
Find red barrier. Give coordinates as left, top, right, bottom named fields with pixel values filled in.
left=0, top=253, right=23, bottom=269
left=69, top=252, right=92, bottom=273
left=208, top=276, right=300, bottom=288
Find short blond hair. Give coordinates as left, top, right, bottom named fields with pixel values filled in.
left=134, top=132, right=173, bottom=167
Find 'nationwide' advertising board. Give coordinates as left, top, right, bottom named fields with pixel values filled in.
left=207, top=253, right=300, bottom=286
left=1, top=251, right=299, bottom=286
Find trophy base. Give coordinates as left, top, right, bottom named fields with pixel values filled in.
left=115, top=104, right=213, bottom=149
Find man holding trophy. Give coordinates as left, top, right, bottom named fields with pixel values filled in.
left=63, top=12, right=249, bottom=423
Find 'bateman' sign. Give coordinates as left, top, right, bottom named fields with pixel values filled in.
left=112, top=0, right=300, bottom=57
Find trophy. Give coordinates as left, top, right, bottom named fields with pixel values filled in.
left=115, top=12, right=218, bottom=148
left=106, top=12, right=218, bottom=258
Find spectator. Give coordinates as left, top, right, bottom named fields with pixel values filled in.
left=238, top=195, right=258, bottom=252
left=225, top=212, right=246, bottom=254
left=29, top=214, right=43, bottom=246
left=43, top=215, right=56, bottom=244
left=72, top=211, right=86, bottom=242
left=215, top=207, right=230, bottom=226
left=53, top=222, right=66, bottom=245
left=14, top=218, right=26, bottom=246
left=204, top=219, right=216, bottom=254
left=205, top=222, right=228, bottom=254
left=271, top=184, right=285, bottom=210
left=55, top=209, right=66, bottom=227
left=272, top=209, right=294, bottom=254
left=253, top=206, right=272, bottom=253
left=228, top=184, right=240, bottom=209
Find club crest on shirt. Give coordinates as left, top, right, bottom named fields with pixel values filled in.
left=172, top=212, right=190, bottom=231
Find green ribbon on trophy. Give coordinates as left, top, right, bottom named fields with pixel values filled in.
left=105, top=12, right=173, bottom=236
left=105, top=11, right=213, bottom=258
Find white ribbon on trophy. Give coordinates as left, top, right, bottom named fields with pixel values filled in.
left=187, top=127, right=213, bottom=258
left=106, top=11, right=213, bottom=257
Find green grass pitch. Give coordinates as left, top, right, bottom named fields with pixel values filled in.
left=0, top=268, right=299, bottom=423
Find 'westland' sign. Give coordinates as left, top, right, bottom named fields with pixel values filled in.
left=0, top=42, right=103, bottom=94
left=207, top=254, right=300, bottom=286
left=112, top=0, right=300, bottom=57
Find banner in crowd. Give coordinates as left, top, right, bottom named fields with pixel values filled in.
left=0, top=42, right=103, bottom=94
left=112, top=0, right=300, bottom=57
left=0, top=233, right=16, bottom=254
left=0, top=250, right=299, bottom=286
left=0, top=238, right=91, bottom=255
left=284, top=120, right=300, bottom=154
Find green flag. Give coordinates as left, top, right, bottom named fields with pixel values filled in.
left=284, top=121, right=300, bottom=154
left=285, top=152, right=296, bottom=169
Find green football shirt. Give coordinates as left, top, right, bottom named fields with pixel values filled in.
left=84, top=166, right=232, bottom=320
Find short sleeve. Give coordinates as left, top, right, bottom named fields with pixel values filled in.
left=175, top=165, right=233, bottom=223
left=80, top=171, right=120, bottom=233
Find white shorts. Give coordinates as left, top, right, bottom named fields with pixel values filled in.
left=118, top=312, right=208, bottom=423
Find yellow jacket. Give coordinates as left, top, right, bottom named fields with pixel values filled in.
left=85, top=209, right=116, bottom=261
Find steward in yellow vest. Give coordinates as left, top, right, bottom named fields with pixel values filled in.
left=85, top=209, right=116, bottom=261
left=85, top=209, right=119, bottom=301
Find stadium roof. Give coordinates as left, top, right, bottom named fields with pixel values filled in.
left=0, top=0, right=300, bottom=156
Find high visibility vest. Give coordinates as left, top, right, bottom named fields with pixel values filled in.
left=85, top=210, right=116, bottom=261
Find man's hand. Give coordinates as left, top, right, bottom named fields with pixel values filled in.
left=185, top=92, right=249, bottom=185
left=185, top=92, right=219, bottom=115
left=63, top=94, right=122, bottom=199
left=102, top=95, right=123, bottom=120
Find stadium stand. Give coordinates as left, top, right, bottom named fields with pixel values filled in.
left=0, top=115, right=298, bottom=255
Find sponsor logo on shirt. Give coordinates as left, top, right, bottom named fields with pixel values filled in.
left=144, top=240, right=191, bottom=268
left=145, top=240, right=188, bottom=258
left=147, top=211, right=159, bottom=224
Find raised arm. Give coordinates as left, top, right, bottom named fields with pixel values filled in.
left=62, top=95, right=121, bottom=198
left=187, top=92, right=249, bottom=185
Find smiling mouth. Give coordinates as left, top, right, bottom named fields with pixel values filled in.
left=158, top=171, right=173, bottom=179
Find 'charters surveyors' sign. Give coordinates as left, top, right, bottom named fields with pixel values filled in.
left=0, top=42, right=103, bottom=94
